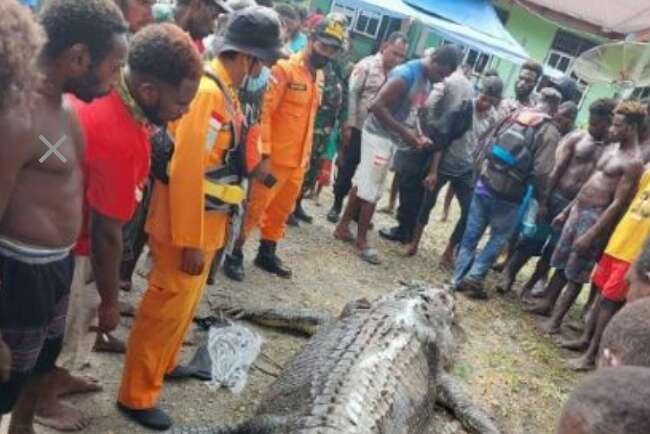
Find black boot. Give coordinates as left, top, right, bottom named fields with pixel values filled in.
left=327, top=195, right=343, bottom=223
left=379, top=226, right=410, bottom=244
left=224, top=249, right=245, bottom=282
left=254, top=240, right=292, bottom=278
left=286, top=213, right=300, bottom=227
left=294, top=203, right=313, bottom=224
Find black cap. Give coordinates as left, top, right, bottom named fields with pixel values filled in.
left=312, top=13, right=347, bottom=49
left=212, top=6, right=287, bottom=62
left=212, top=0, right=233, bottom=13
left=552, top=76, right=578, bottom=102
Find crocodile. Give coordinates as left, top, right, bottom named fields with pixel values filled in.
left=172, top=284, right=502, bottom=434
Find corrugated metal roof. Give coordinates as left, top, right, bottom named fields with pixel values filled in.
left=518, top=0, right=650, bottom=34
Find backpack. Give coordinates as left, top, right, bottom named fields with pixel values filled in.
left=481, top=110, right=550, bottom=201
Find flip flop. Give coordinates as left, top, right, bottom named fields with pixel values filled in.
left=119, top=301, right=136, bottom=317
left=93, top=333, right=126, bottom=354
left=334, top=231, right=355, bottom=244
left=358, top=248, right=381, bottom=265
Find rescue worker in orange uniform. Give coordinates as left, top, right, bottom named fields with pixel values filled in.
left=228, top=14, right=347, bottom=280
left=116, top=8, right=286, bottom=431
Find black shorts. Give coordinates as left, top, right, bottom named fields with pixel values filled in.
left=0, top=253, right=74, bottom=414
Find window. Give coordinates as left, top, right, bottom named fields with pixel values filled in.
left=354, top=9, right=382, bottom=38
left=465, top=49, right=491, bottom=75
left=331, top=1, right=355, bottom=29
left=541, top=30, right=598, bottom=107
left=632, top=87, right=650, bottom=100
left=546, top=50, right=573, bottom=73
left=495, top=7, right=510, bottom=25
left=544, top=31, right=597, bottom=75
left=551, top=30, right=598, bottom=58
left=330, top=1, right=384, bottom=39
left=439, top=40, right=493, bottom=79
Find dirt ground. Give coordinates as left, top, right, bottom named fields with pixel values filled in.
left=3, top=186, right=591, bottom=434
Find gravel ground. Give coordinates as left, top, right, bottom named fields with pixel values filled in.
left=2, top=185, right=587, bottom=434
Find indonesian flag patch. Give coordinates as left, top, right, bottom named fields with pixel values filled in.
left=205, top=111, right=225, bottom=151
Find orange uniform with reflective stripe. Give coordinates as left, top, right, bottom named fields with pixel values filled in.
left=118, top=59, right=240, bottom=409
left=244, top=52, right=322, bottom=242
left=260, top=52, right=322, bottom=168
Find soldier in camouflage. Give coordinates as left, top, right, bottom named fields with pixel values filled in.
left=290, top=14, right=350, bottom=225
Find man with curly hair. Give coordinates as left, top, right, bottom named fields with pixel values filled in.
left=0, top=0, right=45, bottom=427
left=555, top=367, right=650, bottom=434
left=0, top=0, right=128, bottom=432
left=32, top=23, right=203, bottom=432
left=114, top=0, right=155, bottom=33
left=540, top=102, right=646, bottom=369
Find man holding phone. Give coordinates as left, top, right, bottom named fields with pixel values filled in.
left=335, top=46, right=460, bottom=264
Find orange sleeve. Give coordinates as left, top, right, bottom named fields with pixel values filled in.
left=260, top=64, right=289, bottom=156
left=167, top=88, right=223, bottom=248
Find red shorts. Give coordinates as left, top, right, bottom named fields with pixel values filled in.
left=592, top=254, right=631, bottom=302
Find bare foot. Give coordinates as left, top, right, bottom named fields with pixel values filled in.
left=540, top=319, right=561, bottom=336
left=119, top=279, right=132, bottom=292
left=559, top=338, right=589, bottom=352
left=35, top=400, right=91, bottom=432
left=495, top=276, right=513, bottom=294
left=568, top=356, right=596, bottom=372
left=402, top=242, right=418, bottom=257
left=333, top=227, right=355, bottom=244
left=378, top=206, right=394, bottom=215
left=8, top=424, right=38, bottom=434
left=56, top=369, right=103, bottom=397
left=523, top=301, right=552, bottom=317
left=566, top=320, right=585, bottom=333
left=439, top=251, right=455, bottom=271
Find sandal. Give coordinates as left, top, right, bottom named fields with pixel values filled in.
left=358, top=248, right=381, bottom=265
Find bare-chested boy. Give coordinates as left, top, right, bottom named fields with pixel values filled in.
left=500, top=99, right=616, bottom=297
left=0, top=1, right=127, bottom=433
left=531, top=102, right=645, bottom=341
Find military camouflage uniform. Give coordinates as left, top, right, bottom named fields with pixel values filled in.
left=303, top=62, right=346, bottom=192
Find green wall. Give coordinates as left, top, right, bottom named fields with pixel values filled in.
left=309, top=0, right=331, bottom=13
left=491, top=1, right=617, bottom=126
left=310, top=0, right=619, bottom=126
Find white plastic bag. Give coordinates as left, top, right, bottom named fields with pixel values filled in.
left=206, top=322, right=263, bottom=394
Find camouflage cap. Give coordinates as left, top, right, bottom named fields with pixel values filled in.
left=312, top=12, right=347, bottom=49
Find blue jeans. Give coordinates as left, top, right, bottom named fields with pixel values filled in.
left=453, top=190, right=520, bottom=287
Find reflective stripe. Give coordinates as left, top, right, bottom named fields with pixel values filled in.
left=203, top=181, right=245, bottom=205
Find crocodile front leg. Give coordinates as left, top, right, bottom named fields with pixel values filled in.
left=220, top=306, right=333, bottom=336
left=435, top=370, right=502, bottom=434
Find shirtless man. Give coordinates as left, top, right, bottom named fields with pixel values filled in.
left=531, top=101, right=645, bottom=340
left=0, top=1, right=127, bottom=433
left=500, top=99, right=616, bottom=297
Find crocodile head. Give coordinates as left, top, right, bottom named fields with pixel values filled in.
left=377, top=285, right=457, bottom=366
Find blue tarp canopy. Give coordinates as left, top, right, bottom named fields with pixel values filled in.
left=337, top=0, right=530, bottom=64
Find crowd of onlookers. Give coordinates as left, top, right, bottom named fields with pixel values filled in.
left=3, top=1, right=650, bottom=434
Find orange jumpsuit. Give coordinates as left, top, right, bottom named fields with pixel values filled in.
left=243, top=51, right=322, bottom=242
left=118, top=59, right=241, bottom=409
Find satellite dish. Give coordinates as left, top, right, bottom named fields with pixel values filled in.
left=572, top=42, right=650, bottom=88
